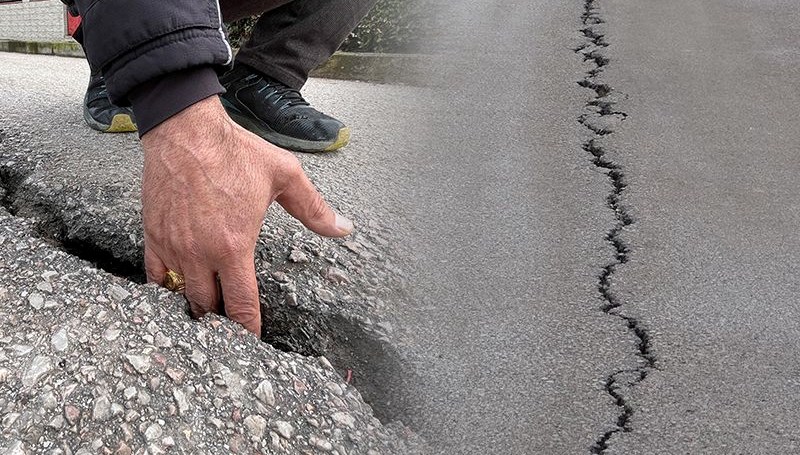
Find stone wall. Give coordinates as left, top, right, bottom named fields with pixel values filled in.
left=0, top=0, right=66, bottom=42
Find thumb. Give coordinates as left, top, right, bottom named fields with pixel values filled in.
left=275, top=171, right=354, bottom=238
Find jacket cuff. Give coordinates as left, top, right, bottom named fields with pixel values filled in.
left=129, top=66, right=224, bottom=137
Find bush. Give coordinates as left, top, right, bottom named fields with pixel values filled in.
left=225, top=17, right=258, bottom=49
left=226, top=0, right=431, bottom=54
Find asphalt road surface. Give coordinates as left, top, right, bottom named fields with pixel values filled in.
left=385, top=0, right=800, bottom=453
left=380, top=0, right=629, bottom=453
left=596, top=0, right=800, bottom=452
left=1, top=0, right=800, bottom=453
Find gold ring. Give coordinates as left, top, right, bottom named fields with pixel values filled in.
left=163, top=270, right=185, bottom=292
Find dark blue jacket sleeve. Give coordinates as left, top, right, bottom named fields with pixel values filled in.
left=67, top=0, right=233, bottom=134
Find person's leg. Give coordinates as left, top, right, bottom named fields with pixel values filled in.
left=219, top=0, right=377, bottom=152
left=235, top=0, right=378, bottom=90
left=220, top=0, right=293, bottom=23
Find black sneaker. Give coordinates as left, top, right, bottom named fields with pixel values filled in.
left=219, top=64, right=350, bottom=153
left=83, top=74, right=137, bottom=133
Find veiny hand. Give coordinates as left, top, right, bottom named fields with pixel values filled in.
left=140, top=96, right=353, bottom=335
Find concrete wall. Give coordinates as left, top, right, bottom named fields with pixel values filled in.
left=0, top=0, right=66, bottom=42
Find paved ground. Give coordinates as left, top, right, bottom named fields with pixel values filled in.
left=0, top=208, right=423, bottom=454
left=1, top=0, right=800, bottom=453
left=598, top=0, right=800, bottom=452
left=0, top=49, right=426, bottom=455
left=392, top=0, right=800, bottom=453
left=381, top=1, right=629, bottom=454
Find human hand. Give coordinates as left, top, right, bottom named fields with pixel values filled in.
left=140, top=96, right=353, bottom=335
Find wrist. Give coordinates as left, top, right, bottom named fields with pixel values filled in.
left=130, top=67, right=225, bottom=137
left=141, top=96, right=236, bottom=164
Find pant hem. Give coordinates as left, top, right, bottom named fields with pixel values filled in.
left=234, top=53, right=307, bottom=89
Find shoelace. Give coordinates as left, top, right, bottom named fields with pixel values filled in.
left=88, top=87, right=111, bottom=104
left=257, top=80, right=310, bottom=110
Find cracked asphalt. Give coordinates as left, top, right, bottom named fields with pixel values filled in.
left=597, top=0, right=800, bottom=452
left=1, top=0, right=800, bottom=453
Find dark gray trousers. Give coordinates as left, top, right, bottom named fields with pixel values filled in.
left=221, top=0, right=377, bottom=89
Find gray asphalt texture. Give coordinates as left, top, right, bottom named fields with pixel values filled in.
left=598, top=0, right=800, bottom=452
left=377, top=0, right=800, bottom=452
left=380, top=1, right=631, bottom=454
left=2, top=0, right=800, bottom=452
left=0, top=53, right=427, bottom=453
left=0, top=212, right=423, bottom=454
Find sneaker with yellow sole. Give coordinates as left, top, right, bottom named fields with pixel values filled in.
left=219, top=63, right=349, bottom=153
left=83, top=74, right=137, bottom=133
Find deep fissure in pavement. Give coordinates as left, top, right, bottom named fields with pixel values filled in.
left=0, top=159, right=147, bottom=282
left=575, top=1, right=657, bottom=453
left=0, top=131, right=407, bottom=426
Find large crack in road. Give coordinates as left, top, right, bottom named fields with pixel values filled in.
left=0, top=136, right=428, bottom=454
left=0, top=126, right=413, bottom=428
left=575, top=1, right=657, bottom=453
left=0, top=155, right=146, bottom=281
left=1, top=4, right=654, bottom=446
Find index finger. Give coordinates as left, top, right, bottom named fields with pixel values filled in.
left=275, top=165, right=353, bottom=238
left=218, top=256, right=262, bottom=336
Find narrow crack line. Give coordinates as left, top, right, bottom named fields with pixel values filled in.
left=575, top=1, right=657, bottom=453
left=588, top=100, right=628, bottom=118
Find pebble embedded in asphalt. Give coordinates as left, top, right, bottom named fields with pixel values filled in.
left=0, top=209, right=425, bottom=454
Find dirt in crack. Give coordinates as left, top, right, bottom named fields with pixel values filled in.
left=258, top=289, right=415, bottom=425
left=575, top=1, right=656, bottom=453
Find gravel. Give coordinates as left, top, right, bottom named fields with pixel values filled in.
left=0, top=208, right=426, bottom=453
left=0, top=52, right=417, bottom=430
left=0, top=53, right=430, bottom=452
